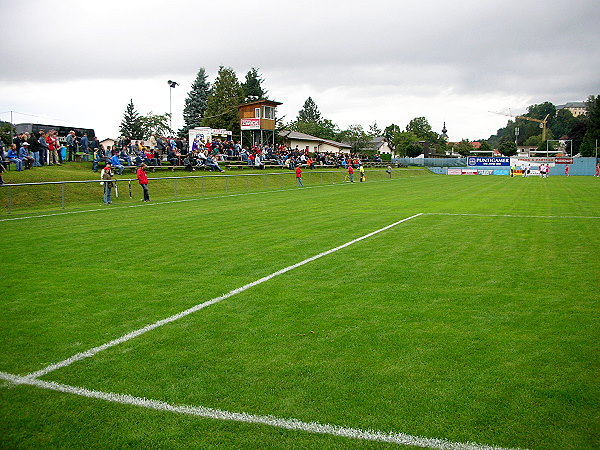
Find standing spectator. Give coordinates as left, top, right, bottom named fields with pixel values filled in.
left=66, top=130, right=77, bottom=162
left=295, top=165, right=303, bottom=187
left=7, top=144, right=23, bottom=171
left=80, top=133, right=89, bottom=161
left=386, top=165, right=392, bottom=179
left=101, top=162, right=114, bottom=204
left=149, top=134, right=157, bottom=149
left=89, top=136, right=100, bottom=157
left=92, top=146, right=104, bottom=172
left=36, top=131, right=47, bottom=167
left=359, top=164, right=365, bottom=182
left=12, top=133, right=23, bottom=153
left=348, top=165, right=354, bottom=183
left=26, top=132, right=40, bottom=167
left=137, top=163, right=150, bottom=202
left=47, top=130, right=60, bottom=165
left=156, top=136, right=165, bottom=154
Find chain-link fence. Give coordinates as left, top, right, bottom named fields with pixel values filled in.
left=0, top=169, right=407, bottom=216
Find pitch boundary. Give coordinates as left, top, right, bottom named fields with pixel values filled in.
left=0, top=371, right=518, bottom=450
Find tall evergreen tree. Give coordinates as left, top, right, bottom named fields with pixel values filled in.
left=180, top=67, right=211, bottom=136
left=202, top=66, right=243, bottom=136
left=119, top=99, right=144, bottom=139
left=297, top=97, right=322, bottom=123
left=241, top=68, right=267, bottom=102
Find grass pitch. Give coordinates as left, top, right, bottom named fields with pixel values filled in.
left=1, top=174, right=599, bottom=449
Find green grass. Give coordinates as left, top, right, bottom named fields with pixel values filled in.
left=1, top=175, right=599, bottom=449
left=0, top=162, right=428, bottom=215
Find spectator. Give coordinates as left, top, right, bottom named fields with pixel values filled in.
left=19, top=142, right=34, bottom=169
left=296, top=165, right=303, bottom=187
left=89, top=136, right=100, bottom=158
left=66, top=130, right=77, bottom=162
left=109, top=151, right=124, bottom=175
left=101, top=162, right=114, bottom=204
left=35, top=131, right=47, bottom=167
left=47, top=130, right=60, bottom=165
left=205, top=154, right=224, bottom=172
left=7, top=144, right=24, bottom=171
left=92, top=147, right=104, bottom=172
left=137, top=163, right=150, bottom=202
left=80, top=133, right=89, bottom=161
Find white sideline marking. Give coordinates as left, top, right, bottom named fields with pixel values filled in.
left=425, top=213, right=600, bottom=219
left=0, top=372, right=519, bottom=450
left=25, top=213, right=423, bottom=380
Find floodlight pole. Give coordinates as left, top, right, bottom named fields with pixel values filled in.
left=167, top=80, right=178, bottom=134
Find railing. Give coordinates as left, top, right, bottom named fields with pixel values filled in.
left=0, top=169, right=403, bottom=216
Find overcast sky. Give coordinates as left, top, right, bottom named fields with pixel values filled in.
left=1, top=0, right=598, bottom=142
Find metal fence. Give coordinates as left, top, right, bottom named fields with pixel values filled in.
left=393, top=157, right=469, bottom=167
left=0, top=169, right=402, bottom=215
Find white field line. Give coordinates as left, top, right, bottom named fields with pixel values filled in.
left=0, top=175, right=408, bottom=222
left=425, top=213, right=600, bottom=219
left=0, top=372, right=520, bottom=450
left=25, top=213, right=423, bottom=380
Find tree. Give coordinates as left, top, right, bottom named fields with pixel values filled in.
left=553, top=108, right=577, bottom=139
left=498, top=137, right=517, bottom=156
left=287, top=97, right=340, bottom=140
left=297, top=97, right=322, bottom=123
left=478, top=140, right=493, bottom=153
left=203, top=66, right=244, bottom=136
left=140, top=112, right=172, bottom=139
left=337, top=124, right=370, bottom=154
left=406, top=116, right=436, bottom=141
left=455, top=139, right=473, bottom=156
left=368, top=121, right=382, bottom=137
left=0, top=120, right=14, bottom=145
left=180, top=67, right=211, bottom=137
left=241, top=67, right=268, bottom=102
left=119, top=99, right=144, bottom=139
left=580, top=94, right=600, bottom=157
left=392, top=131, right=421, bottom=157
left=383, top=124, right=401, bottom=143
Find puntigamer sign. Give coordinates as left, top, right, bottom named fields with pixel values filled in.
left=467, top=157, right=510, bottom=167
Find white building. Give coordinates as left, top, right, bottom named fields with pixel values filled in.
left=279, top=130, right=352, bottom=154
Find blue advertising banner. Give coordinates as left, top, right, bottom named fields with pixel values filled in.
left=467, top=157, right=510, bottom=167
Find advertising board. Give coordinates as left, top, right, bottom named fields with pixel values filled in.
left=241, top=118, right=261, bottom=130
left=467, top=157, right=510, bottom=167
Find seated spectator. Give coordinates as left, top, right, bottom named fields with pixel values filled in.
left=144, top=148, right=157, bottom=166
left=205, top=154, right=224, bottom=172
left=120, top=148, right=133, bottom=166
left=7, top=144, right=24, bottom=171
left=254, top=153, right=263, bottom=169
left=167, top=149, right=179, bottom=166
left=109, top=152, right=124, bottom=175
left=19, top=142, right=35, bottom=169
